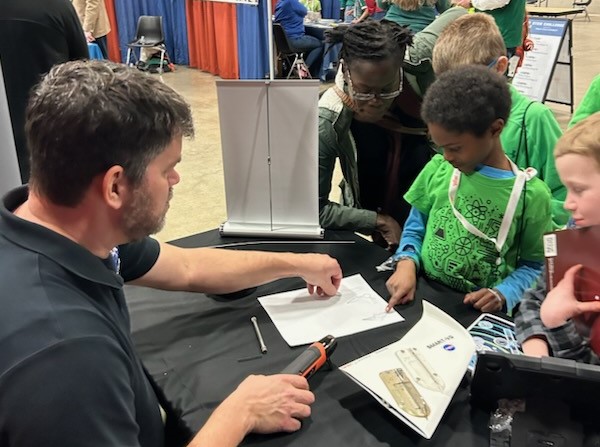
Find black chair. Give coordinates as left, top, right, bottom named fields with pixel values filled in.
left=126, top=16, right=170, bottom=73
left=572, top=0, right=592, bottom=21
left=272, top=23, right=312, bottom=79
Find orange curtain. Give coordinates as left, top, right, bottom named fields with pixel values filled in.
left=186, top=0, right=239, bottom=79
left=104, top=0, right=122, bottom=62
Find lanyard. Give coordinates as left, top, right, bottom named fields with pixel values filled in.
left=448, top=159, right=535, bottom=266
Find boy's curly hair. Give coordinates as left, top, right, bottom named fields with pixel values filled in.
left=421, top=65, right=511, bottom=137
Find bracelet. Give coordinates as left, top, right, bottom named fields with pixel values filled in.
left=396, top=255, right=416, bottom=264
left=487, top=288, right=504, bottom=305
left=394, top=253, right=420, bottom=271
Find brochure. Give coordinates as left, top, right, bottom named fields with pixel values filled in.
left=339, top=301, right=475, bottom=439
left=466, top=313, right=521, bottom=373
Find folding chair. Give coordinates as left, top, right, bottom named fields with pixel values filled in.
left=126, top=16, right=170, bottom=73
left=272, top=23, right=312, bottom=79
left=572, top=0, right=592, bottom=21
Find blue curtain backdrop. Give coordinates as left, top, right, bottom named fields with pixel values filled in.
left=236, top=0, right=338, bottom=79
left=114, top=0, right=189, bottom=65
left=321, top=0, right=340, bottom=20
left=236, top=2, right=269, bottom=79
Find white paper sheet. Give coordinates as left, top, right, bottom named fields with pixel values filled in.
left=258, top=274, right=404, bottom=346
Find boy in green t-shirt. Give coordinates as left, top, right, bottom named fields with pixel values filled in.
left=386, top=65, right=552, bottom=314
left=432, top=13, right=567, bottom=229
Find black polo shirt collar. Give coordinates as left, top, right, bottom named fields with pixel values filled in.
left=0, top=186, right=124, bottom=289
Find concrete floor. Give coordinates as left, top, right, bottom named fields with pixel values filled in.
left=154, top=15, right=600, bottom=243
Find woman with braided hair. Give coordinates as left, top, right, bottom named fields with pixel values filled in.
left=318, top=9, right=465, bottom=249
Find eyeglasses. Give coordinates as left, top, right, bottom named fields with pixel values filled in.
left=486, top=57, right=499, bottom=69
left=346, top=67, right=403, bottom=102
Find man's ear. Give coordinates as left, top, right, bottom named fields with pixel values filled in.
left=101, top=166, right=128, bottom=210
left=490, top=118, right=505, bottom=138
left=495, top=56, right=509, bottom=76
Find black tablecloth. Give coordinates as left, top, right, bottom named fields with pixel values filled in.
left=125, top=230, right=491, bottom=446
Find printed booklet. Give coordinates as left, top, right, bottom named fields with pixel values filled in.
left=339, top=301, right=475, bottom=439
left=543, top=224, right=600, bottom=303
left=466, top=313, right=522, bottom=373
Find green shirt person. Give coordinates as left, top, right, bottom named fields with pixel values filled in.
left=301, top=0, right=322, bottom=12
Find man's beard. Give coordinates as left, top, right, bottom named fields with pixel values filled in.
left=121, top=185, right=172, bottom=241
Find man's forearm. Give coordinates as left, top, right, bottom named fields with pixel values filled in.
left=184, top=248, right=303, bottom=294
left=134, top=242, right=341, bottom=296
left=187, top=399, right=249, bottom=447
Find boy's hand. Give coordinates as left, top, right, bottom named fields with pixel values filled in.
left=521, top=337, right=550, bottom=357
left=385, top=259, right=417, bottom=311
left=464, top=288, right=505, bottom=312
left=540, top=264, right=600, bottom=328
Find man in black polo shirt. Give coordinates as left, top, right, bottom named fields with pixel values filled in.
left=0, top=60, right=343, bottom=447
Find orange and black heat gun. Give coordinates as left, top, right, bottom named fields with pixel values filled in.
left=280, top=335, right=337, bottom=379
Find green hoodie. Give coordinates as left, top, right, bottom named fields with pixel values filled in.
left=569, top=74, right=600, bottom=128
left=502, top=85, right=567, bottom=228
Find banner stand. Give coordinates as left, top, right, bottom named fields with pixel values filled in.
left=0, top=58, right=22, bottom=195
left=216, top=79, right=323, bottom=239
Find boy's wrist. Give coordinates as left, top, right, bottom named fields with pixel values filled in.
left=396, top=255, right=419, bottom=273
left=393, top=245, right=420, bottom=271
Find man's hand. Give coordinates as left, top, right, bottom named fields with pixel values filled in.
left=540, top=264, right=600, bottom=328
left=188, top=374, right=315, bottom=447
left=464, top=288, right=505, bottom=312
left=385, top=259, right=417, bottom=311
left=375, top=213, right=402, bottom=249
left=298, top=254, right=343, bottom=297
left=85, top=31, right=95, bottom=42
left=233, top=374, right=315, bottom=434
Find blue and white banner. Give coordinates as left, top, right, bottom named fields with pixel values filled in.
left=513, top=18, right=570, bottom=103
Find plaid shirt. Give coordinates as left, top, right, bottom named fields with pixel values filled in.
left=515, top=271, right=600, bottom=365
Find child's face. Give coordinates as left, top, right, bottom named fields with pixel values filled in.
left=556, top=153, right=600, bottom=227
left=427, top=123, right=495, bottom=173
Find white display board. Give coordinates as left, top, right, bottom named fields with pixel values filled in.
left=0, top=58, right=22, bottom=195
left=216, top=80, right=323, bottom=238
left=513, top=18, right=572, bottom=108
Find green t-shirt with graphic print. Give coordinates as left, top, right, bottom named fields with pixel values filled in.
left=404, top=154, right=552, bottom=293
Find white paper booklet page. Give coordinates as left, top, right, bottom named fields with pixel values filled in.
left=339, top=301, right=476, bottom=439
left=258, top=274, right=404, bottom=347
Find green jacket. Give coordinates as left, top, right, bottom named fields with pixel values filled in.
left=502, top=85, right=567, bottom=228
left=569, top=74, right=600, bottom=128
left=318, top=7, right=467, bottom=232
left=378, top=0, right=451, bottom=34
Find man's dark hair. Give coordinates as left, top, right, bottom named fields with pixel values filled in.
left=325, top=20, right=413, bottom=68
left=25, top=60, right=194, bottom=207
left=421, top=65, right=511, bottom=137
